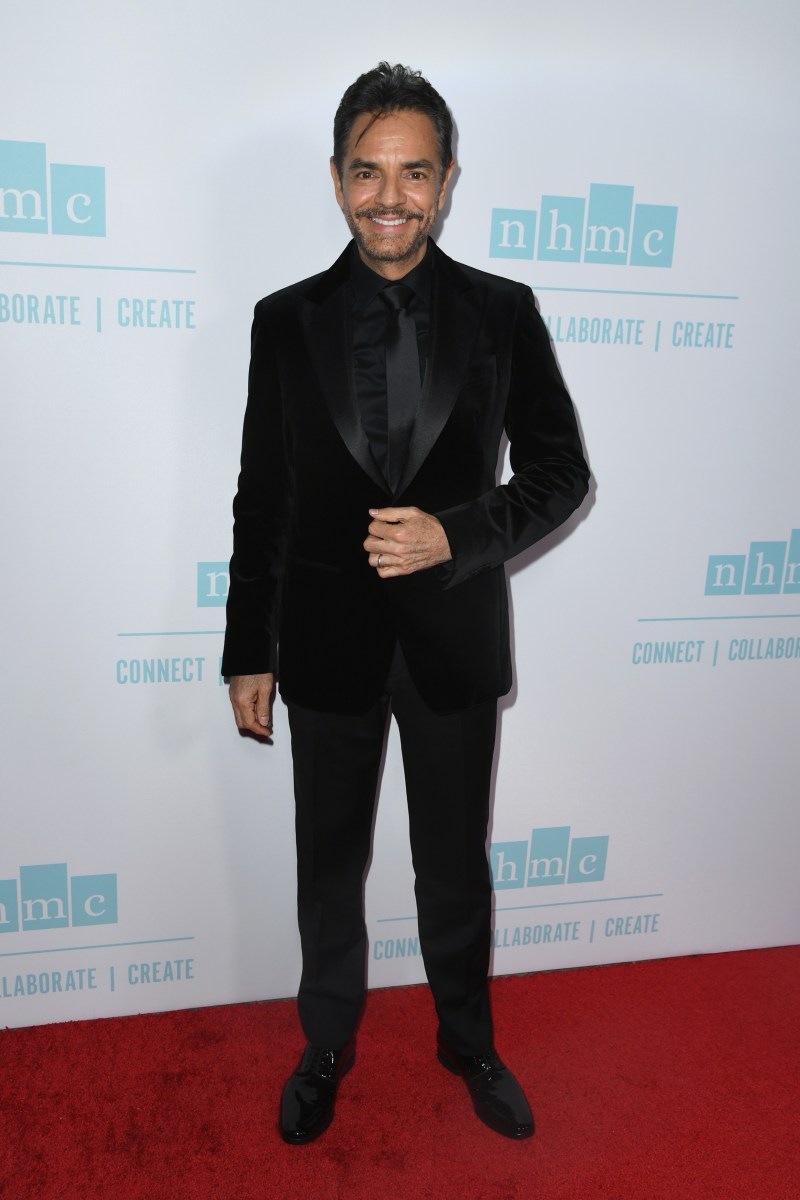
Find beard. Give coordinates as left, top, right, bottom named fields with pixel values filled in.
left=344, top=205, right=432, bottom=266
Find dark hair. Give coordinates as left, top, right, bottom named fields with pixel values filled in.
left=332, top=62, right=453, bottom=179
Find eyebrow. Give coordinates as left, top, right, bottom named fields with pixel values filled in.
left=347, top=157, right=436, bottom=172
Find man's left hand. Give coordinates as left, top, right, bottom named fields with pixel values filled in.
left=364, top=506, right=452, bottom=578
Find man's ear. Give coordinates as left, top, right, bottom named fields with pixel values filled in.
left=437, top=159, right=456, bottom=212
left=330, top=157, right=344, bottom=209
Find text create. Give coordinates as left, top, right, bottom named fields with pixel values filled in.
left=127, top=958, right=195, bottom=985
left=672, top=320, right=734, bottom=348
left=117, top=298, right=196, bottom=329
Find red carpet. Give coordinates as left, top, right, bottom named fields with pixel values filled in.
left=1, top=947, right=798, bottom=1199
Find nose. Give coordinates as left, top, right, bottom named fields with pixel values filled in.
left=374, top=171, right=405, bottom=209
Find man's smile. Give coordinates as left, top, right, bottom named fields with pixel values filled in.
left=356, top=209, right=423, bottom=229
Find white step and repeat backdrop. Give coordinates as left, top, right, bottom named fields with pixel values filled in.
left=2, top=1, right=798, bottom=1028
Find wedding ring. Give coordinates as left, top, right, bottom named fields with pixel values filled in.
left=377, top=554, right=383, bottom=569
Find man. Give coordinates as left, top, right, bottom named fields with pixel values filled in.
left=222, top=63, right=589, bottom=1144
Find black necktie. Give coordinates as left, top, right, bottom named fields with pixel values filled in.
left=381, top=284, right=422, bottom=493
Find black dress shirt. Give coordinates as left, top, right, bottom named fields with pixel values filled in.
left=350, top=242, right=432, bottom=483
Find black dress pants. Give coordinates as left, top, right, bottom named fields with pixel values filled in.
left=286, top=644, right=497, bottom=1056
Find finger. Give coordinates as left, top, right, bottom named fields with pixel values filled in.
left=368, top=506, right=412, bottom=523
left=367, top=522, right=410, bottom=543
left=364, top=533, right=400, bottom=554
left=230, top=699, right=250, bottom=727
left=238, top=709, right=273, bottom=737
left=230, top=691, right=273, bottom=735
left=254, top=685, right=273, bottom=730
left=240, top=720, right=272, bottom=738
left=232, top=702, right=266, bottom=734
left=365, top=540, right=406, bottom=564
left=376, top=561, right=403, bottom=578
left=370, top=551, right=396, bottom=570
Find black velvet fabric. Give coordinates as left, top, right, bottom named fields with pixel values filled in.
left=222, top=239, right=589, bottom=715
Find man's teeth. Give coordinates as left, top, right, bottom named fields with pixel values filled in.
left=371, top=217, right=407, bottom=225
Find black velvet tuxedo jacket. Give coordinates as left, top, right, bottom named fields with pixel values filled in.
left=221, top=239, right=589, bottom=715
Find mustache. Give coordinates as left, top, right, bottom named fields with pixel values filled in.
left=356, top=208, right=424, bottom=221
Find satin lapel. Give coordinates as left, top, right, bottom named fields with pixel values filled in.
left=394, top=257, right=483, bottom=497
left=301, top=256, right=387, bottom=493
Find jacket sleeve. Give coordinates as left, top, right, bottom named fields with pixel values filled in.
left=435, top=286, right=589, bottom=589
left=221, top=303, right=292, bottom=676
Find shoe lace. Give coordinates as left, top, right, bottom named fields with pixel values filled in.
left=465, top=1052, right=504, bottom=1078
left=300, top=1044, right=336, bottom=1079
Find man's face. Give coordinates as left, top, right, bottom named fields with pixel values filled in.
left=331, top=109, right=454, bottom=278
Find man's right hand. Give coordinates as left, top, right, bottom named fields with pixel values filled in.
left=229, top=673, right=275, bottom=738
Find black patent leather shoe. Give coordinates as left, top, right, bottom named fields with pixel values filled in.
left=279, top=1039, right=355, bottom=1144
left=437, top=1037, right=535, bottom=1139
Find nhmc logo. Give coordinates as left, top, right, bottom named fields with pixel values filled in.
left=490, top=183, right=677, bottom=268
left=490, top=825, right=609, bottom=890
left=0, top=863, right=118, bottom=932
left=705, top=529, right=800, bottom=596
left=0, top=139, right=106, bottom=237
left=197, top=561, right=229, bottom=607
